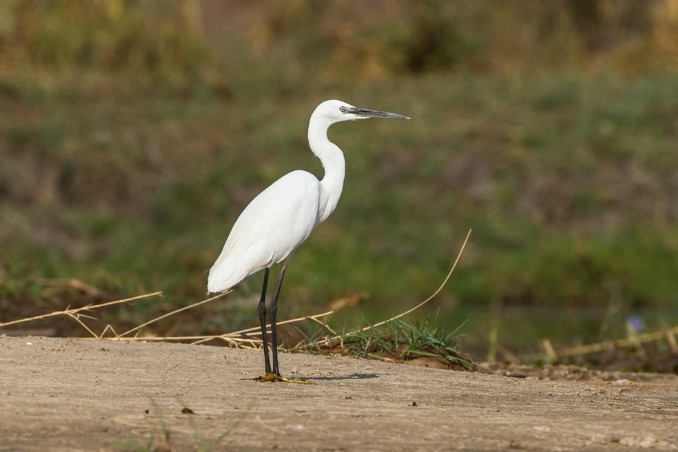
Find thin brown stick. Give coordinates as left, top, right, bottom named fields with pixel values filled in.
left=66, top=312, right=99, bottom=338
left=556, top=325, right=678, bottom=357
left=666, top=331, right=678, bottom=353
left=99, top=324, right=120, bottom=338
left=226, top=310, right=335, bottom=337
left=190, top=310, right=334, bottom=344
left=216, top=336, right=261, bottom=349
left=306, top=315, right=338, bottom=336
left=541, top=338, right=558, bottom=361
left=102, top=230, right=469, bottom=349
left=107, top=334, right=262, bottom=347
left=105, top=311, right=334, bottom=345
left=0, top=291, right=162, bottom=328
left=317, top=229, right=472, bottom=345
left=118, top=291, right=230, bottom=337
left=108, top=335, right=214, bottom=342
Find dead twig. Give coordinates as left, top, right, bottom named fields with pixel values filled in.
left=118, top=291, right=230, bottom=338
left=548, top=324, right=678, bottom=358
left=316, top=229, right=472, bottom=346
left=106, top=310, right=335, bottom=347
left=0, top=291, right=162, bottom=329
left=66, top=312, right=99, bottom=338
left=57, top=229, right=470, bottom=355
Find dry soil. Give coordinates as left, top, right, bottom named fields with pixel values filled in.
left=1, top=336, right=676, bottom=451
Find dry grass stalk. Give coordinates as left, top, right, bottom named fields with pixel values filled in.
left=541, top=338, right=558, bottom=361
left=315, top=229, right=472, bottom=347
left=548, top=324, right=678, bottom=358
left=118, top=291, right=231, bottom=337
left=67, top=312, right=99, bottom=338
left=5, top=229, right=470, bottom=359
left=106, top=310, right=335, bottom=349
left=0, top=291, right=162, bottom=329
left=216, top=310, right=335, bottom=339
left=666, top=331, right=678, bottom=353
left=189, top=310, right=334, bottom=346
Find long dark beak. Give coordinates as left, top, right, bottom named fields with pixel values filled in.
left=348, top=107, right=411, bottom=120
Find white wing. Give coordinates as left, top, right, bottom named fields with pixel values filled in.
left=207, top=170, right=321, bottom=293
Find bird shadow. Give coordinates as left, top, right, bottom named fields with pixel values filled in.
left=242, top=373, right=379, bottom=382
left=299, top=373, right=379, bottom=381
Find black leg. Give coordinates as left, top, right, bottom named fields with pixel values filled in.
left=258, top=267, right=271, bottom=374
left=270, top=263, right=288, bottom=376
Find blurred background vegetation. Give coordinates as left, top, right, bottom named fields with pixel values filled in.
left=1, top=0, right=677, bottom=362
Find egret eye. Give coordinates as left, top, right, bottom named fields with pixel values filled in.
left=339, top=106, right=346, bottom=112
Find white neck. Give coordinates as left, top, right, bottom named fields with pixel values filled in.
left=308, top=115, right=345, bottom=224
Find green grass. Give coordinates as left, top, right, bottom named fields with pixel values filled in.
left=1, top=2, right=677, bottom=353
left=1, top=72, right=676, bottom=334
left=305, top=316, right=482, bottom=372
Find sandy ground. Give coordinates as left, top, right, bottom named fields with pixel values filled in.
left=0, top=336, right=676, bottom=451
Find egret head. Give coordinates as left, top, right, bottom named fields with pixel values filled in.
left=313, top=99, right=410, bottom=125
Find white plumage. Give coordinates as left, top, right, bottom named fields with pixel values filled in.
left=206, top=99, right=409, bottom=379
left=207, top=170, right=320, bottom=293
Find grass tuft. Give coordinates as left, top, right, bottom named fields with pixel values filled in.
left=304, top=317, right=483, bottom=372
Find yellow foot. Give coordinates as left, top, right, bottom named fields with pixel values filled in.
left=255, top=373, right=311, bottom=384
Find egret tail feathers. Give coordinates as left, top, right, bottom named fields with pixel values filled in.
left=207, top=258, right=247, bottom=293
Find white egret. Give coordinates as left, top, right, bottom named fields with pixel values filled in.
left=207, top=99, right=410, bottom=381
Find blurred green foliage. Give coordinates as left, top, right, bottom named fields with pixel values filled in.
left=0, top=1, right=677, bottom=345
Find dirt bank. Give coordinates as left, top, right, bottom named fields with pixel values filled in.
left=1, top=336, right=676, bottom=451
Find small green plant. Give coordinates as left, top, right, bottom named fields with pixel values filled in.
left=118, top=399, right=172, bottom=452
left=305, top=316, right=483, bottom=372
left=118, top=398, right=249, bottom=452
left=181, top=398, right=250, bottom=452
